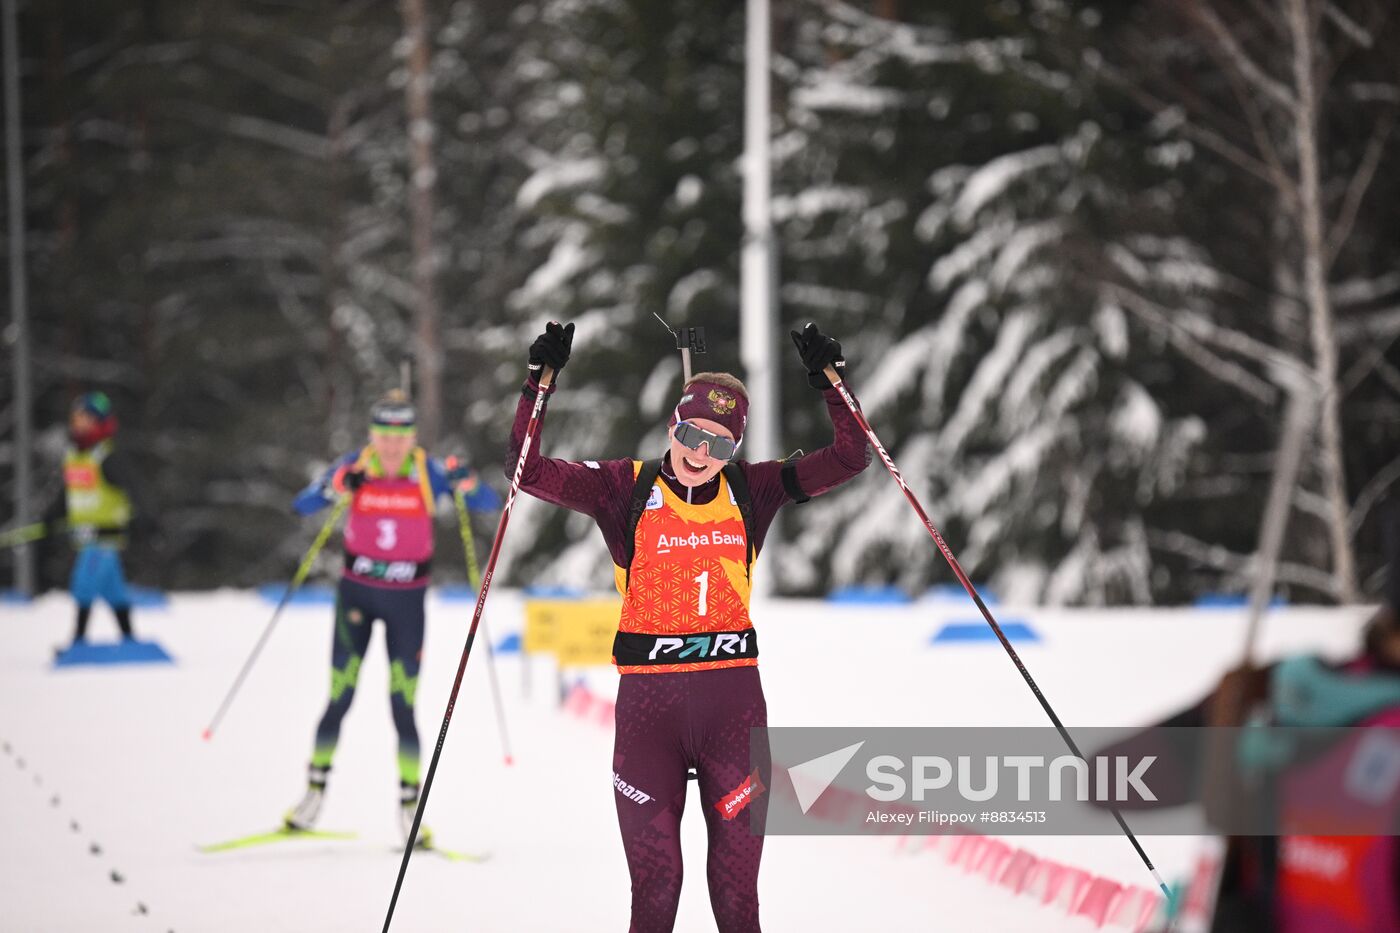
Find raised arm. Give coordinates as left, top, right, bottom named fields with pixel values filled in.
left=742, top=324, right=873, bottom=549
left=505, top=322, right=634, bottom=518
left=791, top=387, right=873, bottom=495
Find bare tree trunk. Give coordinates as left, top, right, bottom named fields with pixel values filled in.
left=42, top=8, right=79, bottom=402
left=324, top=93, right=352, bottom=453
left=1243, top=385, right=1314, bottom=658
left=1286, top=0, right=1357, bottom=601
left=399, top=0, right=443, bottom=447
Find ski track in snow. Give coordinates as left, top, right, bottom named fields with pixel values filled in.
left=0, top=591, right=1372, bottom=931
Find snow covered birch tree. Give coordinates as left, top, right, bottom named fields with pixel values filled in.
left=1098, top=0, right=1400, bottom=601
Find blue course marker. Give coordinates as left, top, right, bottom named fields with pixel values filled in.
left=1193, top=593, right=1287, bottom=609
left=494, top=633, right=522, bottom=654
left=931, top=620, right=1040, bottom=645
left=256, top=583, right=337, bottom=605
left=54, top=639, right=175, bottom=668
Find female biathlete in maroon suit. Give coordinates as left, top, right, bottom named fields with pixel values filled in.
left=508, top=322, right=870, bottom=932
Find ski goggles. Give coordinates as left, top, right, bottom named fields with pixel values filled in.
left=369, top=424, right=416, bottom=437
left=673, top=421, right=739, bottom=461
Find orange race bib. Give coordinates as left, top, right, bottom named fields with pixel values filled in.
left=613, top=462, right=755, bottom=674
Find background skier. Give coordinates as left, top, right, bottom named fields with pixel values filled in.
left=284, top=389, right=501, bottom=847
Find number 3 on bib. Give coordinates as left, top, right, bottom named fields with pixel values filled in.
left=376, top=519, right=398, bottom=551
left=694, top=570, right=709, bottom=616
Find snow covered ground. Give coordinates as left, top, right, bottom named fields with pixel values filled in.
left=0, top=590, right=1373, bottom=932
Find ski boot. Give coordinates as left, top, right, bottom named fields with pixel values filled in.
left=400, top=781, right=433, bottom=849
left=283, top=765, right=329, bottom=832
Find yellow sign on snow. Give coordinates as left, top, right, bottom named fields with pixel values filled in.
left=523, top=598, right=620, bottom=667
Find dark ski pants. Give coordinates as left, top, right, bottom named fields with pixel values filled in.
left=612, top=666, right=770, bottom=933
left=310, top=577, right=425, bottom=786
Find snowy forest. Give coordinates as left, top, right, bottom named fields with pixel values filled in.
left=4, top=0, right=1399, bottom=605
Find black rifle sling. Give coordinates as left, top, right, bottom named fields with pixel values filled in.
left=721, top=462, right=756, bottom=578
left=624, top=459, right=665, bottom=590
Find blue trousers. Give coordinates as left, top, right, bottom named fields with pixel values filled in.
left=70, top=545, right=131, bottom=609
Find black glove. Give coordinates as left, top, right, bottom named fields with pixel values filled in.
left=341, top=469, right=367, bottom=492
left=789, top=322, right=846, bottom=389
left=528, top=321, right=574, bottom=379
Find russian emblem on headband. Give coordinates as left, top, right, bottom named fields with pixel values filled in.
left=708, top=389, right=737, bottom=415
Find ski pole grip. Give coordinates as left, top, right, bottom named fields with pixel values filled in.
left=823, top=364, right=843, bottom=387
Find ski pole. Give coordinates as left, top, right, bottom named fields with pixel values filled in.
left=202, top=496, right=349, bottom=741
left=382, top=368, right=553, bottom=933
left=452, top=485, right=515, bottom=766
left=0, top=522, right=48, bottom=549
left=822, top=364, right=1171, bottom=901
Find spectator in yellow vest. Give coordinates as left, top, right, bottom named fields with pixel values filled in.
left=43, top=392, right=143, bottom=648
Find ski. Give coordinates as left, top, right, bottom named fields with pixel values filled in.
left=415, top=843, right=491, bottom=864
left=198, top=827, right=357, bottom=854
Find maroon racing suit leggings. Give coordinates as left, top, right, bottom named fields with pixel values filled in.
left=612, top=666, right=771, bottom=933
